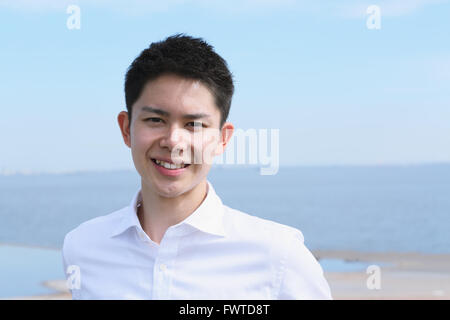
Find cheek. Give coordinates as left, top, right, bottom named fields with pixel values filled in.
left=198, top=132, right=221, bottom=164
left=131, top=126, right=157, bottom=154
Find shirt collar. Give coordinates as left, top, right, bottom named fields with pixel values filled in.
left=110, top=180, right=226, bottom=238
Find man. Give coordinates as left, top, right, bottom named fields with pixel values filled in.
left=62, top=33, right=332, bottom=300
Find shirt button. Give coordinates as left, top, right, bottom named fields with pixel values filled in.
left=159, top=263, right=167, bottom=272
left=139, top=231, right=147, bottom=241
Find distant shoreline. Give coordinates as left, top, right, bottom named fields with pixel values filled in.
left=2, top=162, right=450, bottom=176
left=0, top=242, right=61, bottom=251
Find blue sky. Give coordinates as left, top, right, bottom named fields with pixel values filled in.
left=1, top=0, right=449, bottom=173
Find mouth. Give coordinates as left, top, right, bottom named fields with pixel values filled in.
left=151, top=158, right=191, bottom=170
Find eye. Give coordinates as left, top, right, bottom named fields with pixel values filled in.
left=187, top=121, right=205, bottom=129
left=144, top=117, right=163, bottom=123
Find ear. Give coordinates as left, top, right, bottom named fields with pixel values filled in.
left=117, top=111, right=131, bottom=148
left=214, top=122, right=234, bottom=156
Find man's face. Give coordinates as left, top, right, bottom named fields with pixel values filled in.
left=118, top=73, right=233, bottom=198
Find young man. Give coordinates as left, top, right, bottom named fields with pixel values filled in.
left=62, top=34, right=332, bottom=300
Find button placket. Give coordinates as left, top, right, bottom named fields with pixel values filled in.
left=152, top=235, right=178, bottom=299
left=159, top=263, right=167, bottom=272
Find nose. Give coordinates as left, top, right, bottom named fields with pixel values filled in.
left=159, top=125, right=189, bottom=156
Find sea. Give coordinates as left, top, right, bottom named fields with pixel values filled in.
left=1, top=164, right=449, bottom=297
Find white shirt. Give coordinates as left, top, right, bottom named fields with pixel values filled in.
left=62, top=180, right=332, bottom=300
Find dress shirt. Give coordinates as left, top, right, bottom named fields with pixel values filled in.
left=62, top=180, right=332, bottom=299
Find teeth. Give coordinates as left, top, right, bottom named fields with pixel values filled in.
left=155, top=159, right=185, bottom=170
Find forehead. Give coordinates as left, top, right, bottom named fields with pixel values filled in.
left=135, top=74, right=219, bottom=118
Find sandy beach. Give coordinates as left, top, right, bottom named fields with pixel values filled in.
left=3, top=248, right=450, bottom=300
left=316, top=250, right=450, bottom=300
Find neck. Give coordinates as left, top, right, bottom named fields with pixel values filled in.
left=137, top=179, right=208, bottom=244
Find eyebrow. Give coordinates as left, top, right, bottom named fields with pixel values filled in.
left=140, top=106, right=211, bottom=120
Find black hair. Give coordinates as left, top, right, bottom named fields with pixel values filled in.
left=124, top=33, right=234, bottom=128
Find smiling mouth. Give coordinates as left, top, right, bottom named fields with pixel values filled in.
left=151, top=158, right=191, bottom=170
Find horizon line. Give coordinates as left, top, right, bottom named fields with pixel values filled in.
left=1, top=161, right=450, bottom=176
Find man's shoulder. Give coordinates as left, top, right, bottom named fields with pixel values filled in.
left=63, top=207, right=128, bottom=247
left=222, top=205, right=304, bottom=244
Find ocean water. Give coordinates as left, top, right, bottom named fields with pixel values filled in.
left=1, top=165, right=449, bottom=253
left=0, top=164, right=449, bottom=298
left=0, top=245, right=64, bottom=298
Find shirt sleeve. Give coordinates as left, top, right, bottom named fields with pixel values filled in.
left=276, top=229, right=333, bottom=300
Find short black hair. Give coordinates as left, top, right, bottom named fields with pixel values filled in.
left=124, top=33, right=234, bottom=128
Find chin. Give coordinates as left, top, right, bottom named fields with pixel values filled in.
left=153, top=180, right=188, bottom=198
